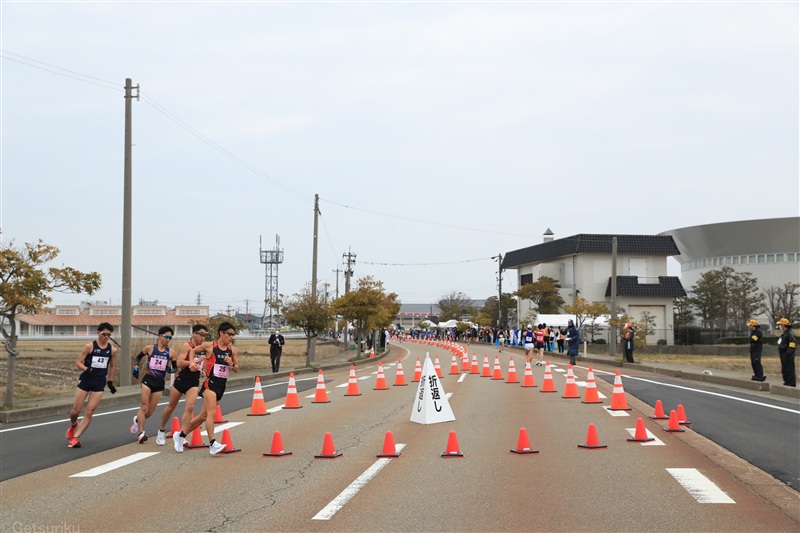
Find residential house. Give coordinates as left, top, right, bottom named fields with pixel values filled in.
left=502, top=230, right=686, bottom=344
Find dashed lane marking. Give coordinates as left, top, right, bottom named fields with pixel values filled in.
left=603, top=406, right=631, bottom=417
left=70, top=452, right=159, bottom=477
left=667, top=468, right=735, bottom=503
left=625, top=427, right=665, bottom=446
left=312, top=444, right=407, bottom=521
left=457, top=373, right=467, bottom=383
left=200, top=422, right=243, bottom=436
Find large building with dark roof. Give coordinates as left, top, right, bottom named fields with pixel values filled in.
left=502, top=230, right=686, bottom=344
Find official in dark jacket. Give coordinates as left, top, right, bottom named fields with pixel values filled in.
left=748, top=319, right=765, bottom=382
left=622, top=323, right=635, bottom=363
left=564, top=319, right=580, bottom=365
left=776, top=318, right=796, bottom=387
left=268, top=329, right=285, bottom=373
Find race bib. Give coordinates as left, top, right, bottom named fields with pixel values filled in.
left=213, top=363, right=230, bottom=378
left=149, top=357, right=168, bottom=371
left=90, top=355, right=109, bottom=369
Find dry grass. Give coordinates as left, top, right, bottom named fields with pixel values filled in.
left=637, top=353, right=782, bottom=375
left=0, top=338, right=346, bottom=401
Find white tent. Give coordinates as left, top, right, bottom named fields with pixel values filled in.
left=534, top=314, right=608, bottom=327
left=436, top=319, right=459, bottom=329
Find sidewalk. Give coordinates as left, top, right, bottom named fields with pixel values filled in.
left=1, top=342, right=797, bottom=424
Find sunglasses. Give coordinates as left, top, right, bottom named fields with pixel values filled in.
left=224, top=331, right=236, bottom=337
left=194, top=331, right=208, bottom=336
left=163, top=335, right=173, bottom=340
left=100, top=332, right=112, bottom=337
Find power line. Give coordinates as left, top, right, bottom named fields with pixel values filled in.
left=362, top=257, right=493, bottom=267
left=1, top=51, right=120, bottom=91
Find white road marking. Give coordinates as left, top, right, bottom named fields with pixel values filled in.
left=667, top=468, right=735, bottom=503
left=457, top=373, right=467, bottom=383
left=357, top=376, right=370, bottom=381
left=200, top=422, right=243, bottom=436
left=598, top=392, right=607, bottom=399
left=335, top=383, right=348, bottom=388
left=554, top=369, right=566, bottom=373
left=603, top=406, right=631, bottom=417
left=576, top=381, right=587, bottom=387
left=312, top=444, right=407, bottom=520
left=590, top=371, right=800, bottom=414
left=446, top=393, right=453, bottom=400
left=267, top=405, right=284, bottom=413
left=70, top=452, right=159, bottom=477
left=625, top=427, right=665, bottom=446
left=304, top=394, right=316, bottom=399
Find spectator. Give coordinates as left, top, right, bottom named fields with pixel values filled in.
left=776, top=318, right=796, bottom=387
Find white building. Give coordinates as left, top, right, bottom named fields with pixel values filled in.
left=502, top=230, right=686, bottom=344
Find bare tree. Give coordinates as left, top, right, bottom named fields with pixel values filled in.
left=438, top=291, right=475, bottom=321
left=763, top=282, right=800, bottom=325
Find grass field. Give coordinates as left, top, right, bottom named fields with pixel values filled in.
left=0, top=338, right=345, bottom=401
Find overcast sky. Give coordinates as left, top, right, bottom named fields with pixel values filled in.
left=1, top=2, right=798, bottom=315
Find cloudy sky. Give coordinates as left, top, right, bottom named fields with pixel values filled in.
left=1, top=1, right=797, bottom=315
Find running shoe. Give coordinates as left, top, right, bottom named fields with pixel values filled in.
left=67, top=437, right=81, bottom=448
left=130, top=415, right=138, bottom=434
left=66, top=423, right=77, bottom=440
left=137, top=431, right=148, bottom=444
left=173, top=431, right=184, bottom=453
left=209, top=441, right=227, bottom=455
left=156, top=430, right=166, bottom=446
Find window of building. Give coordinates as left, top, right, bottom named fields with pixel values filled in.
left=757, top=254, right=765, bottom=263
left=748, top=255, right=756, bottom=264
left=767, top=254, right=775, bottom=263
left=732, top=256, right=739, bottom=265
left=520, top=274, right=533, bottom=286
left=787, top=253, right=796, bottom=262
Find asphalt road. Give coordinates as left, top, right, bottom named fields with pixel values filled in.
left=1, top=342, right=798, bottom=532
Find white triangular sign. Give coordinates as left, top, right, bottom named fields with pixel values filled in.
left=410, top=355, right=456, bottom=425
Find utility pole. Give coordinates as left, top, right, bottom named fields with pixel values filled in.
left=609, top=236, right=618, bottom=359
left=332, top=268, right=341, bottom=300
left=120, top=78, right=139, bottom=387
left=342, top=248, right=356, bottom=345
left=494, top=253, right=503, bottom=327
left=308, top=194, right=320, bottom=364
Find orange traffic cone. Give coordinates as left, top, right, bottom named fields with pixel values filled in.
left=650, top=399, right=669, bottom=420
left=168, top=416, right=181, bottom=437
left=462, top=353, right=470, bottom=371
left=393, top=360, right=408, bottom=386
left=315, top=432, right=343, bottom=459
left=505, top=357, right=519, bottom=384
left=663, top=410, right=685, bottom=433
left=369, top=346, right=375, bottom=358
left=578, top=423, right=608, bottom=449
left=608, top=370, right=631, bottom=411
left=582, top=367, right=602, bottom=404
left=377, top=430, right=401, bottom=458
left=185, top=427, right=207, bottom=449
left=218, top=428, right=241, bottom=454
left=441, top=430, right=464, bottom=458
left=412, top=358, right=422, bottom=382
left=449, top=355, right=460, bottom=375
left=470, top=354, right=480, bottom=374
left=247, top=376, right=269, bottom=416
left=481, top=355, right=491, bottom=377
left=263, top=430, right=292, bottom=457
left=521, top=360, right=537, bottom=387
left=491, top=356, right=504, bottom=380
left=374, top=363, right=389, bottom=390
left=345, top=365, right=362, bottom=396
left=434, top=356, right=443, bottom=378
left=283, top=372, right=302, bottom=408
left=562, top=364, right=580, bottom=398
left=627, top=417, right=655, bottom=442
left=510, top=427, right=539, bottom=454
left=676, top=404, right=692, bottom=426
left=540, top=362, right=557, bottom=393
left=312, top=369, right=330, bottom=403
left=214, top=405, right=228, bottom=423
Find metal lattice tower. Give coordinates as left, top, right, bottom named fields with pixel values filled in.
left=260, top=235, right=284, bottom=329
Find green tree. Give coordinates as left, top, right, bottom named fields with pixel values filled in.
left=191, top=315, right=248, bottom=341
left=763, top=282, right=800, bottom=326
left=331, top=276, right=399, bottom=359
left=437, top=291, right=476, bottom=321
left=727, top=271, right=762, bottom=331
left=515, top=276, right=565, bottom=315
left=480, top=293, right=516, bottom=327
left=688, top=267, right=735, bottom=328
left=282, top=285, right=331, bottom=366
left=673, top=296, right=694, bottom=326
left=0, top=240, right=101, bottom=407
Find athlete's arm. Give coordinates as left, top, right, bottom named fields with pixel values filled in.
left=230, top=348, right=240, bottom=373
left=75, top=343, right=93, bottom=372
left=177, top=342, right=192, bottom=369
